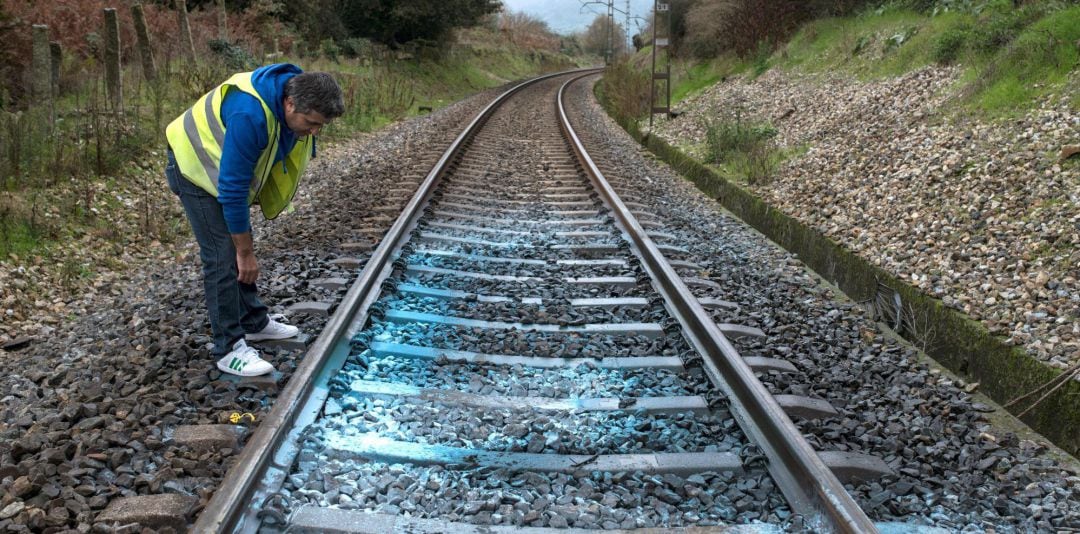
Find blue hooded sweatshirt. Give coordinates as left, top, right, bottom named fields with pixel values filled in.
left=217, top=63, right=303, bottom=234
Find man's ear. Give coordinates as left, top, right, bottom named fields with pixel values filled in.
left=284, top=95, right=294, bottom=113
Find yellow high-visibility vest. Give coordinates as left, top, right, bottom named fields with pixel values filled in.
left=165, top=71, right=312, bottom=220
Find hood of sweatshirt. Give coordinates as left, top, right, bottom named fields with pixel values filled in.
left=250, top=63, right=302, bottom=166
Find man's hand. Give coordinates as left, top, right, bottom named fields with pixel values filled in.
left=232, top=233, right=259, bottom=284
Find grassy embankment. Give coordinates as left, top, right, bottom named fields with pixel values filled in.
left=673, top=2, right=1080, bottom=112
left=604, top=1, right=1080, bottom=185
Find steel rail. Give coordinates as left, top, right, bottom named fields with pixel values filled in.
left=555, top=73, right=878, bottom=533
left=193, top=68, right=600, bottom=533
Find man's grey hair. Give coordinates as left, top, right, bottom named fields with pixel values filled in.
left=285, top=72, right=345, bottom=119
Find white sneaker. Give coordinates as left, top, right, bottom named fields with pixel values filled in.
left=216, top=340, right=274, bottom=377
left=246, top=316, right=300, bottom=342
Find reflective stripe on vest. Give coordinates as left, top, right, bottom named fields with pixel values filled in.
left=166, top=71, right=309, bottom=220
left=181, top=85, right=227, bottom=189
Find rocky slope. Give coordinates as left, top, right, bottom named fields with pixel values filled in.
left=653, top=67, right=1080, bottom=369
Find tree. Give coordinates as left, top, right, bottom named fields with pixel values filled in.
left=339, top=0, right=501, bottom=47
left=638, top=0, right=693, bottom=55
left=282, top=0, right=349, bottom=43
left=560, top=34, right=585, bottom=57
left=580, top=14, right=628, bottom=59
left=498, top=10, right=559, bottom=51
left=683, top=0, right=801, bottom=58
left=676, top=0, right=877, bottom=59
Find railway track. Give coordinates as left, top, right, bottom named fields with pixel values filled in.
left=194, top=69, right=895, bottom=533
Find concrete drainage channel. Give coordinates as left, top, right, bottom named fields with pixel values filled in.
left=185, top=70, right=917, bottom=533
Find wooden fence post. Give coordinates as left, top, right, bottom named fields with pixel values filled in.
left=177, top=0, right=197, bottom=61
left=103, top=8, right=122, bottom=111
left=49, top=42, right=61, bottom=97
left=132, top=4, right=157, bottom=82
left=30, top=25, right=51, bottom=104
left=218, top=0, right=228, bottom=41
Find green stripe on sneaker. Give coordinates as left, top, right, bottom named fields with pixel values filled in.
left=231, top=358, right=244, bottom=371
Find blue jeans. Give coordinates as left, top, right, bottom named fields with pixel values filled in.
left=166, top=150, right=269, bottom=356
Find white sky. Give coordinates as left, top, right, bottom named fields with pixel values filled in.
left=501, top=0, right=654, bottom=35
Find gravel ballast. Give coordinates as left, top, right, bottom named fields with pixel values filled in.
left=3, top=69, right=1078, bottom=533
left=282, top=75, right=794, bottom=530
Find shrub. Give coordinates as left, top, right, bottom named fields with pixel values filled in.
left=704, top=116, right=777, bottom=163
left=498, top=10, right=561, bottom=52
left=933, top=26, right=970, bottom=64
left=581, top=15, right=629, bottom=58
left=0, top=195, right=43, bottom=257
left=340, top=38, right=372, bottom=59
left=970, top=4, right=1042, bottom=53
left=683, top=0, right=739, bottom=58
left=208, top=39, right=258, bottom=71
left=972, top=14, right=1019, bottom=52
left=597, top=59, right=651, bottom=123
left=331, top=68, right=415, bottom=134
left=704, top=114, right=781, bottom=184
left=751, top=41, right=772, bottom=77
left=733, top=139, right=783, bottom=185
left=852, top=35, right=872, bottom=56
left=901, top=0, right=980, bottom=13
left=321, top=39, right=341, bottom=63
left=884, top=26, right=919, bottom=52
left=682, top=0, right=874, bottom=59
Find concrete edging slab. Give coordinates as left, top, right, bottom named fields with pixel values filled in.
left=323, top=434, right=744, bottom=476
left=382, top=309, right=664, bottom=337
left=346, top=379, right=710, bottom=415
left=366, top=341, right=685, bottom=370
left=288, top=506, right=779, bottom=533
